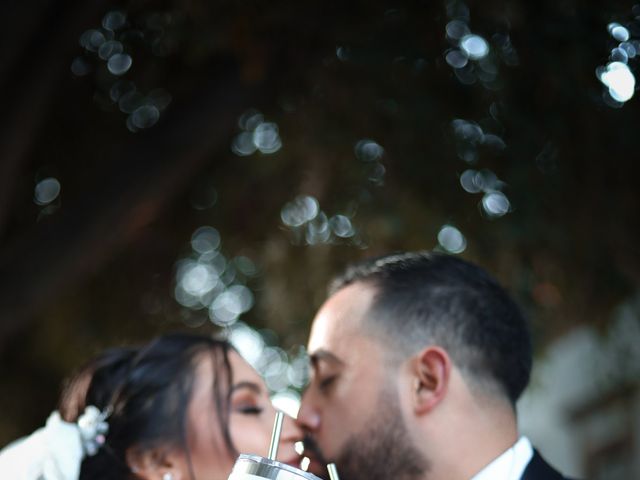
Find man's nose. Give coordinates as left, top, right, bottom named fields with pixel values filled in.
left=296, top=395, right=321, bottom=431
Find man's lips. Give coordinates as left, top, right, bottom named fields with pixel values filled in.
left=301, top=435, right=327, bottom=463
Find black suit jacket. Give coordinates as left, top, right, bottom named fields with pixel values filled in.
left=521, top=450, right=576, bottom=480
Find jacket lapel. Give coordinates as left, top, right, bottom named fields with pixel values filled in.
left=520, top=450, right=566, bottom=480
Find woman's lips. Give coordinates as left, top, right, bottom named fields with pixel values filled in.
left=279, top=455, right=304, bottom=468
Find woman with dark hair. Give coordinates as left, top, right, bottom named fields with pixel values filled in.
left=0, top=332, right=303, bottom=480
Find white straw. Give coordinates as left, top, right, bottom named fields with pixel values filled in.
left=267, top=411, right=285, bottom=460
left=327, top=463, right=341, bottom=480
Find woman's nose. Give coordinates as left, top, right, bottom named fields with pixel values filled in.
left=281, top=412, right=304, bottom=443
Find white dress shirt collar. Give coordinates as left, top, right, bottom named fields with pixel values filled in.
left=470, top=436, right=534, bottom=480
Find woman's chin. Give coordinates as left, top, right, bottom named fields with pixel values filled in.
left=279, top=455, right=304, bottom=469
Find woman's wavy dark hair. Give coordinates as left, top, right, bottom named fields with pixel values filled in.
left=58, top=333, right=234, bottom=480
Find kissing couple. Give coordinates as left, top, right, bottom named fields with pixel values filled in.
left=0, top=251, right=574, bottom=480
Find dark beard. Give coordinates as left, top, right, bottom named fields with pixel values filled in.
left=333, top=389, right=428, bottom=480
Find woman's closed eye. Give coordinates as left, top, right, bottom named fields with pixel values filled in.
left=230, top=381, right=266, bottom=414
left=235, top=404, right=264, bottom=415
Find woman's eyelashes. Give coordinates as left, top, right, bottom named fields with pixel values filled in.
left=236, top=404, right=264, bottom=415
left=232, top=396, right=265, bottom=415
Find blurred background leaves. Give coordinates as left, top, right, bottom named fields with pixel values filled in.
left=1, top=0, right=639, bottom=447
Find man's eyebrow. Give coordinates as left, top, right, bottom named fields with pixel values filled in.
left=309, top=349, right=344, bottom=368
left=230, top=381, right=262, bottom=394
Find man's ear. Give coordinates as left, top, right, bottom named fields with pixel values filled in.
left=410, top=346, right=451, bottom=415
left=125, top=445, right=184, bottom=480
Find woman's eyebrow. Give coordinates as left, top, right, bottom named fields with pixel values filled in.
left=230, top=381, right=262, bottom=394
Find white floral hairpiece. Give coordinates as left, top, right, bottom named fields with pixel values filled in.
left=77, top=405, right=111, bottom=456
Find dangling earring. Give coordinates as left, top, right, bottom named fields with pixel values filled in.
left=162, top=473, right=174, bottom=480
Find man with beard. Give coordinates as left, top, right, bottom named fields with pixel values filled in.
left=297, top=251, right=573, bottom=480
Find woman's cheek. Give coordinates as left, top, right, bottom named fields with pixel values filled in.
left=230, top=415, right=271, bottom=455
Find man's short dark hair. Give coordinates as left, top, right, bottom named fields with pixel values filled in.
left=329, top=251, right=532, bottom=405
